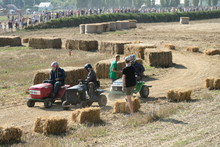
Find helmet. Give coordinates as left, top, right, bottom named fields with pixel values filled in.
left=84, top=64, right=92, bottom=70
left=51, top=61, right=59, bottom=68
left=125, top=56, right=131, bottom=63
left=130, top=54, right=136, bottom=63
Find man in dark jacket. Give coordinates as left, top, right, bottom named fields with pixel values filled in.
left=50, top=61, right=66, bottom=98
left=130, top=55, right=145, bottom=81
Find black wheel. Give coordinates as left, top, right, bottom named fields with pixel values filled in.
left=140, top=86, right=150, bottom=98
left=98, top=95, right=107, bottom=107
left=44, top=98, right=53, bottom=108
left=80, top=101, right=87, bottom=108
left=62, top=101, right=70, bottom=110
left=27, top=99, right=35, bottom=107
left=87, top=100, right=93, bottom=107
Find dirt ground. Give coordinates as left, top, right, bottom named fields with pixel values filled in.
left=0, top=19, right=220, bottom=146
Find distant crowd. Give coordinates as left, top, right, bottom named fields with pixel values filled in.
left=0, top=6, right=220, bottom=33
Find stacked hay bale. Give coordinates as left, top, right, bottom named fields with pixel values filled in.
left=116, top=21, right=122, bottom=30
left=164, top=44, right=175, bottom=50
left=186, top=46, right=199, bottom=52
left=96, top=24, right=104, bottom=33
left=80, top=24, right=85, bottom=34
left=65, top=39, right=98, bottom=51
left=180, top=17, right=190, bottom=24
left=113, top=98, right=140, bottom=113
left=205, top=77, right=220, bottom=90
left=101, top=22, right=110, bottom=32
left=99, top=41, right=132, bottom=54
left=167, top=89, right=192, bottom=102
left=0, top=126, right=22, bottom=143
left=33, top=117, right=68, bottom=135
left=144, top=50, right=173, bottom=67
left=129, top=20, right=137, bottom=28
left=204, top=49, right=220, bottom=55
left=22, top=38, right=29, bottom=43
left=120, top=20, right=130, bottom=29
left=85, top=24, right=98, bottom=34
left=124, top=43, right=157, bottom=60
left=109, top=22, right=116, bottom=31
left=0, top=36, right=21, bottom=47
left=72, top=107, right=101, bottom=123
left=29, top=37, right=62, bottom=49
left=33, top=67, right=87, bottom=85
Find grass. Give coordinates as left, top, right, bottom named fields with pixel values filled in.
left=107, top=30, right=129, bottom=35
left=0, top=46, right=29, bottom=52
left=0, top=16, right=7, bottom=22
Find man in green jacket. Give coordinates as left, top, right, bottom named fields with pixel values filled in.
left=109, top=54, right=121, bottom=83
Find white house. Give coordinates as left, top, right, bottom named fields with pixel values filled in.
left=38, top=2, right=53, bottom=12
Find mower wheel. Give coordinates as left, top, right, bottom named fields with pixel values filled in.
left=140, top=86, right=150, bottom=98
left=87, top=100, right=93, bottom=107
left=27, top=99, right=35, bottom=107
left=62, top=101, right=70, bottom=110
left=80, top=101, right=88, bottom=108
left=98, top=95, right=107, bottom=107
left=44, top=98, right=53, bottom=108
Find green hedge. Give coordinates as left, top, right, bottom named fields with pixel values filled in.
left=26, top=10, right=220, bottom=30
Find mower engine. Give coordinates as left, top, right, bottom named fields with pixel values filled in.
left=29, top=83, right=53, bottom=99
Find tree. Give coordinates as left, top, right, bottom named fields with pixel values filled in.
left=212, top=0, right=218, bottom=6
left=206, top=0, right=211, bottom=6
left=192, top=0, right=199, bottom=6
left=184, top=0, right=190, bottom=6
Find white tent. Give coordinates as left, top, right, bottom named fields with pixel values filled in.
left=38, top=2, right=53, bottom=11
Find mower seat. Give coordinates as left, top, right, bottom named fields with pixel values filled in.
left=62, top=85, right=71, bottom=89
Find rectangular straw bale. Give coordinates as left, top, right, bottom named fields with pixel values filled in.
left=100, top=22, right=110, bottom=32
left=0, top=36, right=21, bottom=47
left=22, top=38, right=29, bottom=43
left=180, top=17, right=190, bottom=24
left=167, top=89, right=192, bottom=102
left=43, top=118, right=68, bottom=135
left=120, top=20, right=130, bottom=29
left=33, top=67, right=87, bottom=85
left=206, top=78, right=220, bottom=90
left=187, top=46, right=199, bottom=52
left=80, top=24, right=85, bottom=34
left=144, top=50, right=173, bottom=67
left=129, top=20, right=137, bottom=28
left=116, top=21, right=122, bottom=30
left=214, top=78, right=220, bottom=89
left=29, top=37, right=62, bottom=49
left=0, top=126, right=22, bottom=143
left=72, top=107, right=101, bottom=124
left=109, top=22, right=116, bottom=31
left=124, top=44, right=157, bottom=60
left=99, top=41, right=132, bottom=54
left=33, top=117, right=47, bottom=133
left=85, top=24, right=98, bottom=34
left=113, top=98, right=140, bottom=113
left=204, top=49, right=220, bottom=55
left=164, top=44, right=175, bottom=50
left=65, top=39, right=98, bottom=51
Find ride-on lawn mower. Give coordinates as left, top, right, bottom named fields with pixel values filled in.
left=27, top=82, right=70, bottom=108
left=110, top=78, right=152, bottom=98
left=62, top=80, right=107, bottom=110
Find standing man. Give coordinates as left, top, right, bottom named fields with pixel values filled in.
left=130, top=55, right=145, bottom=81
left=122, top=56, right=136, bottom=115
left=109, top=54, right=121, bottom=83
left=49, top=61, right=66, bottom=98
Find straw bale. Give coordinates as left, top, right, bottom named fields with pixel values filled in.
left=100, top=22, right=110, bottom=32
left=116, top=21, right=122, bottom=30
left=119, top=20, right=130, bottom=29
left=65, top=39, right=98, bottom=51
left=98, top=41, right=131, bottom=54
left=85, top=24, right=98, bottom=34
left=144, top=50, right=173, bottom=67
left=164, top=44, right=175, bottom=50
left=72, top=107, right=101, bottom=124
left=186, top=46, right=199, bottom=52
left=33, top=67, right=87, bottom=85
left=22, top=38, right=29, bottom=43
left=109, top=22, right=116, bottom=31
left=129, top=20, right=137, bottom=28
left=29, top=37, right=62, bottom=49
left=124, top=43, right=157, bottom=60
left=167, top=89, right=192, bottom=102
left=43, top=118, right=68, bottom=135
left=206, top=78, right=220, bottom=90
left=0, top=126, right=22, bottom=143
left=132, top=40, right=143, bottom=44
left=180, top=17, right=190, bottom=24
left=96, top=24, right=104, bottom=33
left=33, top=117, right=47, bottom=133
left=0, top=36, right=21, bottom=47
left=113, top=98, right=140, bottom=113
left=204, top=49, right=220, bottom=55
left=80, top=24, right=85, bottom=34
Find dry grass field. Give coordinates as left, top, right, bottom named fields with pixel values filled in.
left=0, top=19, right=220, bottom=146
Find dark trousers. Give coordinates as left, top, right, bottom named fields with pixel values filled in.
left=53, top=81, right=64, bottom=96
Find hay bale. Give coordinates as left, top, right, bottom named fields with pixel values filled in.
left=99, top=41, right=132, bottom=54
left=120, top=20, right=130, bottom=30
left=95, top=58, right=143, bottom=79
left=0, top=126, right=22, bottom=143
left=180, top=17, right=190, bottom=24
left=124, top=43, right=157, bottom=60
left=72, top=107, right=101, bottom=124
left=129, top=20, right=137, bottom=28
left=113, top=98, right=140, bottom=113
left=65, top=39, right=98, bottom=51
left=22, top=38, right=29, bottom=43
left=0, top=36, right=21, bottom=47
left=144, top=50, right=173, bottom=67
left=33, top=117, right=47, bottom=133
left=33, top=67, right=87, bottom=85
left=187, top=46, right=199, bottom=52
left=96, top=24, right=104, bottom=33
left=116, top=21, right=122, bottom=30
left=167, top=89, right=192, bottom=102
left=80, top=24, right=85, bottom=34
left=29, top=37, right=62, bottom=49
left=206, top=78, right=220, bottom=90
left=85, top=24, right=98, bottom=34
left=43, top=118, right=68, bottom=135
left=100, top=22, right=110, bottom=32
left=204, top=49, right=220, bottom=55
left=109, top=22, right=116, bottom=31
left=132, top=40, right=143, bottom=44
left=164, top=44, right=175, bottom=50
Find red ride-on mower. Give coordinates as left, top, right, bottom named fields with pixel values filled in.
left=27, top=82, right=70, bottom=108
